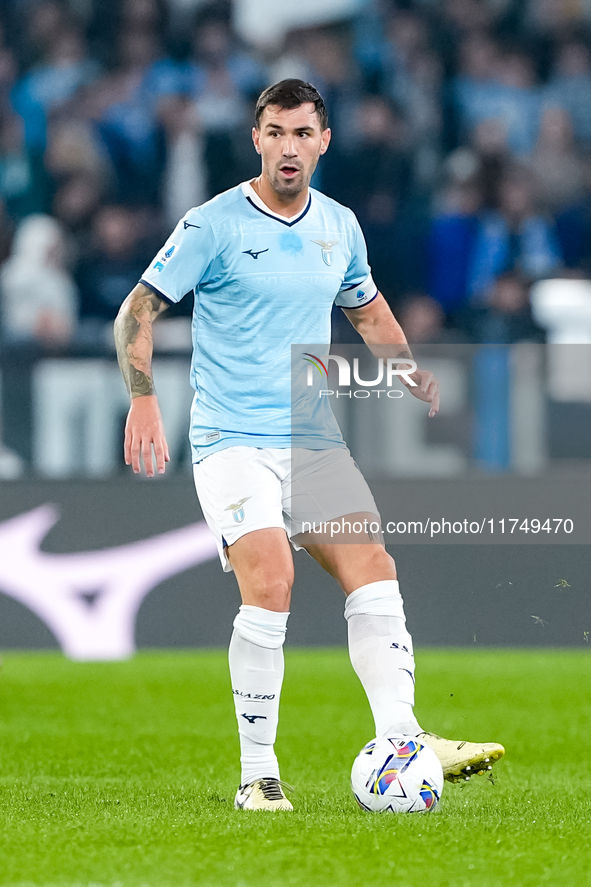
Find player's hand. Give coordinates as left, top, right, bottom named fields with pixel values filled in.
left=406, top=368, right=440, bottom=418
left=124, top=395, right=170, bottom=476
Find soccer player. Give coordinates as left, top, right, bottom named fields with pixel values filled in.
left=114, top=80, right=504, bottom=811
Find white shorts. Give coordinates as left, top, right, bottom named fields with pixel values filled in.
left=193, top=446, right=380, bottom=572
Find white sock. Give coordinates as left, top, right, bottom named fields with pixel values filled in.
left=229, top=605, right=289, bottom=786
left=345, top=580, right=422, bottom=737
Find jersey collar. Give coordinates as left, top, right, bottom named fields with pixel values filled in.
left=241, top=180, right=312, bottom=228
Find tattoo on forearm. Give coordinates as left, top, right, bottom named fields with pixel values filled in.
left=114, top=286, right=167, bottom=398
left=128, top=363, right=154, bottom=397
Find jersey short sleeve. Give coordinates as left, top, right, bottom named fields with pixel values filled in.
left=334, top=214, right=378, bottom=309
left=140, top=208, right=216, bottom=304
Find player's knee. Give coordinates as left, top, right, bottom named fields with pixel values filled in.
left=250, top=576, right=292, bottom=611
left=368, top=546, right=397, bottom=580
left=241, top=565, right=293, bottom=610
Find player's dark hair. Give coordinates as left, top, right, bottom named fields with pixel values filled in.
left=255, top=79, right=329, bottom=130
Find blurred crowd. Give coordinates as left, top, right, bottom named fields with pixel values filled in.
left=1, top=0, right=591, bottom=351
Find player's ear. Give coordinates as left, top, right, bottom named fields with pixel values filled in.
left=319, top=127, right=331, bottom=155
left=252, top=126, right=262, bottom=154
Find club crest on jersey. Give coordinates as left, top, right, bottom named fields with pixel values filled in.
left=225, top=497, right=251, bottom=523
left=311, top=239, right=339, bottom=266
left=153, top=244, right=176, bottom=272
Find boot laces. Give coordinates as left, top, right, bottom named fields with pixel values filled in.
left=258, top=778, right=292, bottom=801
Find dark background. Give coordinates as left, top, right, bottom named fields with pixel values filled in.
left=0, top=478, right=588, bottom=651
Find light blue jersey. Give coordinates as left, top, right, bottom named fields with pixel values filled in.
left=140, top=181, right=377, bottom=462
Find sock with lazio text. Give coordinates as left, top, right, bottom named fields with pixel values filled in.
left=229, top=604, right=289, bottom=786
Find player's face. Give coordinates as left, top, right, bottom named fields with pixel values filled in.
left=253, top=103, right=331, bottom=199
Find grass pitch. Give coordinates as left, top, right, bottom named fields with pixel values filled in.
left=0, top=649, right=590, bottom=887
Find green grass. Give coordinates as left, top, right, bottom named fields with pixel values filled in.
left=0, top=649, right=590, bottom=887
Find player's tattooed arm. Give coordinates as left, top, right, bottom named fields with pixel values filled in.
left=114, top=283, right=169, bottom=398
left=115, top=283, right=171, bottom=476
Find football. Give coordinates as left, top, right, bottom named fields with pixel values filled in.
left=351, top=735, right=444, bottom=813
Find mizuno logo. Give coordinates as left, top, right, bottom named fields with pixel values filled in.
left=241, top=713, right=267, bottom=724
left=0, top=505, right=217, bottom=660
left=242, top=248, right=269, bottom=259
left=183, top=221, right=201, bottom=229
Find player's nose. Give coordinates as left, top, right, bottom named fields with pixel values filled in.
left=281, top=137, right=299, bottom=157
